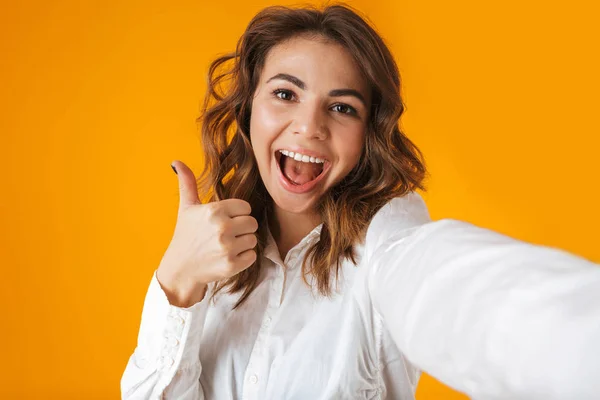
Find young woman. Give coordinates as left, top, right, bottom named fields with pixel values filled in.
left=121, top=4, right=600, bottom=399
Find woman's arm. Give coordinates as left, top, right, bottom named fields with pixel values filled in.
left=366, top=214, right=600, bottom=400
left=121, top=271, right=209, bottom=400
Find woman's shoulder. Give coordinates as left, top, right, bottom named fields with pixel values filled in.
left=364, top=191, right=432, bottom=256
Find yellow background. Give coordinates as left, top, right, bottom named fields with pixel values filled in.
left=2, top=0, right=598, bottom=398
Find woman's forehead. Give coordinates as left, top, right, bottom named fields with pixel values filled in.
left=260, top=36, right=369, bottom=95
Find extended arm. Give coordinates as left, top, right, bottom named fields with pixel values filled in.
left=368, top=217, right=600, bottom=400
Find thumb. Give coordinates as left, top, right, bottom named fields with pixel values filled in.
left=171, top=160, right=201, bottom=207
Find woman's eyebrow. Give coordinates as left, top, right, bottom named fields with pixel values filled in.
left=329, top=89, right=366, bottom=107
left=266, top=73, right=367, bottom=107
left=267, top=73, right=306, bottom=89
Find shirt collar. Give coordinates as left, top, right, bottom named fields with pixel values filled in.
left=262, top=213, right=323, bottom=266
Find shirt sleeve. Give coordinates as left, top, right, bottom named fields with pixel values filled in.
left=366, top=208, right=600, bottom=400
left=121, top=270, right=210, bottom=400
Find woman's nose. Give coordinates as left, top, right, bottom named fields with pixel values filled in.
left=292, top=104, right=328, bottom=140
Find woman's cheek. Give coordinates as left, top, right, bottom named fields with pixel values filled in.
left=254, top=100, right=288, bottom=133
left=337, top=123, right=365, bottom=148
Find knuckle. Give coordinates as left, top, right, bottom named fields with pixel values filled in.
left=224, top=254, right=238, bottom=273
left=205, top=204, right=220, bottom=221
left=218, top=221, right=232, bottom=239
left=216, top=229, right=228, bottom=246
left=225, top=250, right=237, bottom=264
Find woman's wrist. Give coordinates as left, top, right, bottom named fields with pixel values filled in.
left=156, top=267, right=207, bottom=308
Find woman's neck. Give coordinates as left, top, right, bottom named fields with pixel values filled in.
left=267, top=204, right=321, bottom=261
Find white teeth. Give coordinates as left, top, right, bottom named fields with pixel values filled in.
left=278, top=149, right=325, bottom=164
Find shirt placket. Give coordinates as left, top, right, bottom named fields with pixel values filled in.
left=242, top=262, right=286, bottom=400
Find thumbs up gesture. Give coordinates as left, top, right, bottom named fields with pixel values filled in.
left=156, top=160, right=259, bottom=308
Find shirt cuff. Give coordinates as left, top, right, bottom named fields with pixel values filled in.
left=135, top=270, right=210, bottom=373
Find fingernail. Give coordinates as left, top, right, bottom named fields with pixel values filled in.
left=171, top=164, right=178, bottom=175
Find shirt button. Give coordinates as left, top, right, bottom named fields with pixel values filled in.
left=249, top=374, right=258, bottom=384
left=165, top=335, right=179, bottom=347
left=170, top=315, right=185, bottom=335
left=169, top=314, right=185, bottom=327
left=159, top=356, right=174, bottom=369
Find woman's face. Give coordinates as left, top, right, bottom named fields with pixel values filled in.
left=250, top=35, right=370, bottom=215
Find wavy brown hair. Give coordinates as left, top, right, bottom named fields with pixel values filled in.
left=195, top=3, right=428, bottom=309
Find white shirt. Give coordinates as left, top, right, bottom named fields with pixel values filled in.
left=121, top=192, right=600, bottom=400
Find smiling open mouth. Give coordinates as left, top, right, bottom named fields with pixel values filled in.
left=274, top=151, right=330, bottom=192
left=278, top=153, right=324, bottom=185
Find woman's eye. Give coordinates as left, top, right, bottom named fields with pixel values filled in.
left=273, top=89, right=295, bottom=101
left=332, top=104, right=357, bottom=115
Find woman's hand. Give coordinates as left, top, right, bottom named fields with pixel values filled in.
left=156, top=160, right=259, bottom=308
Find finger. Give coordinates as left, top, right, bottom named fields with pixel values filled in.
left=235, top=248, right=257, bottom=270
left=233, top=233, right=258, bottom=255
left=229, top=215, right=259, bottom=237
left=171, top=160, right=201, bottom=208
left=218, top=198, right=252, bottom=218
